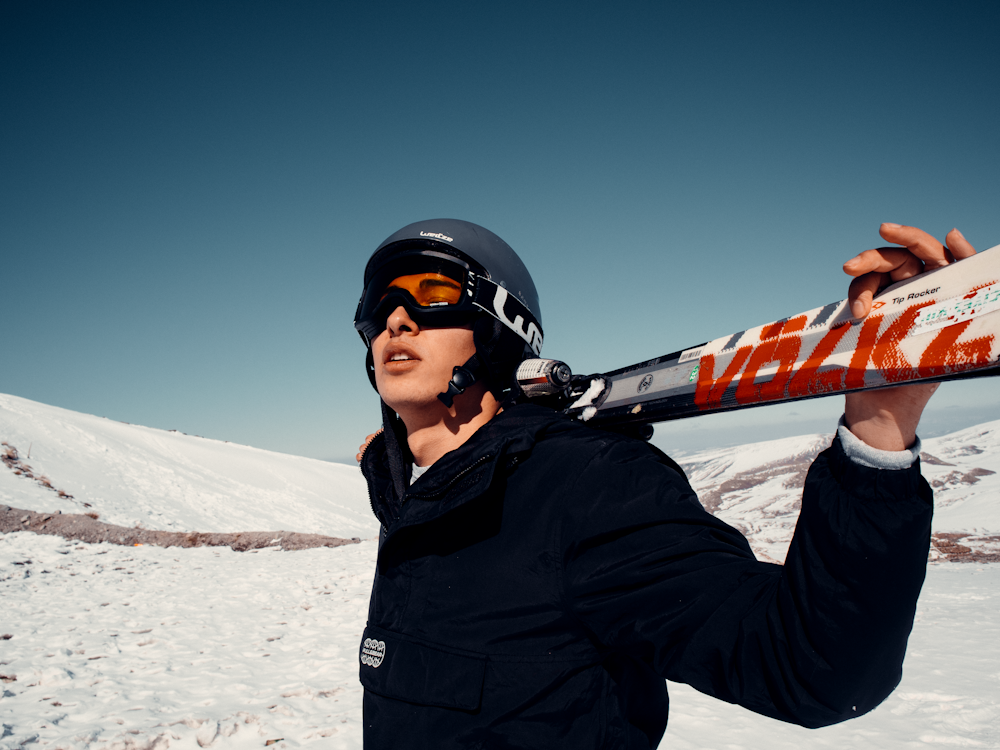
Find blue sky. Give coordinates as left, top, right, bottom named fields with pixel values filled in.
left=2, top=0, right=998, bottom=462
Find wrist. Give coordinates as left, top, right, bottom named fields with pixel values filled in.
left=843, top=383, right=937, bottom=451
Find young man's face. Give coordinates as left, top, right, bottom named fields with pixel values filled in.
left=371, top=305, right=477, bottom=414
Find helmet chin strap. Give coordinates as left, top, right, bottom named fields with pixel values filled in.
left=437, top=353, right=486, bottom=408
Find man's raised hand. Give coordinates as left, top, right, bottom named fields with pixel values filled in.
left=841, top=224, right=977, bottom=452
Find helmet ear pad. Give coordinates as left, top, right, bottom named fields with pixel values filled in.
left=472, top=315, right=533, bottom=400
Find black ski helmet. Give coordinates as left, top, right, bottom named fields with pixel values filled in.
left=355, top=218, right=544, bottom=404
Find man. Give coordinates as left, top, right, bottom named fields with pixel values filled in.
left=354, top=218, right=976, bottom=749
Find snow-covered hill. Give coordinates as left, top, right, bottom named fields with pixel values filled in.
left=4, top=392, right=997, bottom=561
left=921, top=421, right=1000, bottom=533
left=676, top=422, right=1000, bottom=563
left=0, top=394, right=377, bottom=539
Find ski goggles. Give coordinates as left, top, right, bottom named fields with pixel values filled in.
left=379, top=272, right=464, bottom=307
left=354, top=249, right=543, bottom=355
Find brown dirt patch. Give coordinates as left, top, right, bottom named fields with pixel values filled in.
left=929, top=467, right=996, bottom=489
left=0, top=504, right=361, bottom=552
left=931, top=532, right=1000, bottom=563
left=919, top=452, right=955, bottom=466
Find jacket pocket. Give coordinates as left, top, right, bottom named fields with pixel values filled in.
left=359, top=625, right=487, bottom=712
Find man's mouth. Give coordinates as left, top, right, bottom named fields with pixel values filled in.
left=383, top=345, right=421, bottom=366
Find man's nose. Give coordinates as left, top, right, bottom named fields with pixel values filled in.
left=386, top=306, right=419, bottom=336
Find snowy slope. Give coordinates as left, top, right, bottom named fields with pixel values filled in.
left=920, top=420, right=1000, bottom=534
left=5, top=391, right=995, bottom=559
left=0, top=394, right=377, bottom=539
left=677, top=432, right=832, bottom=563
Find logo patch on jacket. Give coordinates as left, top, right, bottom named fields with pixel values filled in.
left=361, top=637, right=386, bottom=668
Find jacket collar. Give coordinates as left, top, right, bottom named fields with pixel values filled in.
left=361, top=403, right=570, bottom=532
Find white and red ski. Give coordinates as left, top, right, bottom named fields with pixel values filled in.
left=522, top=243, right=1000, bottom=427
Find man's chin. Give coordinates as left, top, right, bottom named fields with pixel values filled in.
left=377, top=387, right=450, bottom=415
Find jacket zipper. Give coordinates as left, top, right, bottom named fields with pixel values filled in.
left=361, top=433, right=389, bottom=528
left=367, top=479, right=384, bottom=529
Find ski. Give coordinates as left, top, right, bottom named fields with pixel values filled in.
left=518, top=243, right=1000, bottom=428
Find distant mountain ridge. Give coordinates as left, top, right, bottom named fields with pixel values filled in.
left=677, top=423, right=1000, bottom=563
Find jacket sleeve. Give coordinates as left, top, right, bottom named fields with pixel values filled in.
left=561, top=433, right=932, bottom=728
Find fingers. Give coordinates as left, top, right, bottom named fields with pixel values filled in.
left=945, top=228, right=977, bottom=260
left=848, top=271, right=889, bottom=319
left=842, top=247, right=923, bottom=280
left=842, top=247, right=923, bottom=319
left=878, top=223, right=950, bottom=270
left=844, top=224, right=976, bottom=319
left=356, top=430, right=383, bottom=463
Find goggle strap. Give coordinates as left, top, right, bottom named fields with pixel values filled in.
left=471, top=276, right=544, bottom=356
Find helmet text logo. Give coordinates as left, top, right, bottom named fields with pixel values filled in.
left=419, top=231, right=454, bottom=243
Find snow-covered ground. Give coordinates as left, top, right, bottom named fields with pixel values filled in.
left=2, top=393, right=999, bottom=749
left=0, top=534, right=374, bottom=750
left=3, top=535, right=997, bottom=750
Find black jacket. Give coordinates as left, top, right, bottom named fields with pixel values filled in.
left=358, top=404, right=932, bottom=749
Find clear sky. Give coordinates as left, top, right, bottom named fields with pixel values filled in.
left=2, top=0, right=998, bottom=463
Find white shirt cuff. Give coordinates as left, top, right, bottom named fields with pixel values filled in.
left=837, top=416, right=921, bottom=470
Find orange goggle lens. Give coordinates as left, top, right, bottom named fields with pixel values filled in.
left=380, top=273, right=464, bottom=308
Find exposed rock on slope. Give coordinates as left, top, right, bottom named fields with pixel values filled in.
left=0, top=504, right=359, bottom=552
